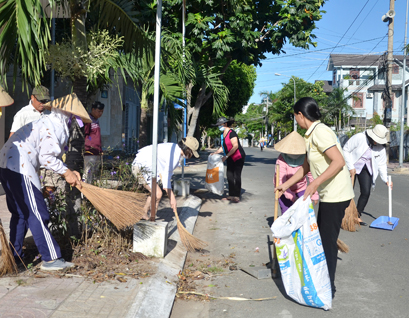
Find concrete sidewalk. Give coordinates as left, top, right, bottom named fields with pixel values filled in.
left=0, top=172, right=203, bottom=318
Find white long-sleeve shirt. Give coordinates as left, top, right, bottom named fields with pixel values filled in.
left=0, top=108, right=70, bottom=190
left=10, top=101, right=50, bottom=133
left=343, top=132, right=388, bottom=187
left=132, top=143, right=182, bottom=189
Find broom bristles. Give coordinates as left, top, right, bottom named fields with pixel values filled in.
left=173, top=209, right=207, bottom=252
left=77, top=182, right=147, bottom=230
left=0, top=219, right=18, bottom=276
left=337, top=239, right=349, bottom=253
left=342, top=198, right=360, bottom=232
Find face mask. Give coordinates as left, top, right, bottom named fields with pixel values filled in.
left=219, top=126, right=225, bottom=132
left=287, top=154, right=300, bottom=159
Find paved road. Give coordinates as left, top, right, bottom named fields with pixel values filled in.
left=171, top=147, right=409, bottom=318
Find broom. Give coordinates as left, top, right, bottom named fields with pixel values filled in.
left=173, top=208, right=207, bottom=252
left=77, top=182, right=148, bottom=230
left=337, top=239, right=349, bottom=253
left=0, top=219, right=18, bottom=276
left=341, top=173, right=360, bottom=232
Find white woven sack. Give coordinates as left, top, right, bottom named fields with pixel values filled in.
left=271, top=196, right=332, bottom=310
left=204, top=154, right=224, bottom=196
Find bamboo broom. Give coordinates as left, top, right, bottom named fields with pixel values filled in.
left=341, top=173, right=360, bottom=232
left=0, top=219, right=18, bottom=276
left=77, top=182, right=148, bottom=230
left=272, top=165, right=280, bottom=279
left=337, top=239, right=349, bottom=253
left=173, top=208, right=207, bottom=252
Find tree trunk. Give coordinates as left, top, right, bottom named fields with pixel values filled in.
left=64, top=75, right=87, bottom=238
left=187, top=83, right=212, bottom=136
left=67, top=1, right=88, bottom=237
left=139, top=106, right=149, bottom=148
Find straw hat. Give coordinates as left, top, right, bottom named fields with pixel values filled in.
left=0, top=87, right=14, bottom=107
left=44, top=93, right=91, bottom=123
left=366, top=124, right=388, bottom=144
left=183, top=136, right=200, bottom=158
left=274, top=131, right=306, bottom=155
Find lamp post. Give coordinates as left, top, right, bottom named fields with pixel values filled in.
left=275, top=73, right=297, bottom=131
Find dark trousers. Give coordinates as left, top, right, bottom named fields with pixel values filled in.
left=317, top=200, right=351, bottom=296
left=354, top=165, right=372, bottom=217
left=226, top=158, right=245, bottom=197
left=0, top=168, right=62, bottom=262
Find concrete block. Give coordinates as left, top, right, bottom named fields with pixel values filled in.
left=173, top=179, right=190, bottom=197
left=133, top=221, right=168, bottom=258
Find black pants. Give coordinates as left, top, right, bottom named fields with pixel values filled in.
left=226, top=158, right=245, bottom=197
left=354, top=165, right=372, bottom=217
left=317, top=200, right=351, bottom=296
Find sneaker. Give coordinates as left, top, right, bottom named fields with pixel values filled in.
left=40, top=258, right=74, bottom=271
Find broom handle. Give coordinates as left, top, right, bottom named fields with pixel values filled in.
left=388, top=175, right=392, bottom=218
left=173, top=207, right=183, bottom=225
left=274, top=165, right=279, bottom=221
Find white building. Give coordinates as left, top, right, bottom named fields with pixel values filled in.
left=327, top=54, right=409, bottom=123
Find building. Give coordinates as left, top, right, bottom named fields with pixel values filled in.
left=327, top=53, right=409, bottom=123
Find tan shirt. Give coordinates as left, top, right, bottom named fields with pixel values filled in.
left=304, top=121, right=354, bottom=203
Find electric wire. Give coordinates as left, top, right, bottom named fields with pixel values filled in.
left=306, top=0, right=371, bottom=81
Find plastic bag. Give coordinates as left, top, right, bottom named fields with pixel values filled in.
left=205, top=154, right=224, bottom=196
left=271, top=196, right=332, bottom=310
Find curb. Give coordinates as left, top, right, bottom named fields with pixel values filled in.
left=126, top=195, right=202, bottom=318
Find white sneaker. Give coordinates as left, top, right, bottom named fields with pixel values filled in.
left=40, top=258, right=75, bottom=271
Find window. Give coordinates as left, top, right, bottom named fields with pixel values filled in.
left=392, top=64, right=399, bottom=74
left=350, top=69, right=360, bottom=85
left=352, top=93, right=364, bottom=108
left=350, top=69, right=360, bottom=79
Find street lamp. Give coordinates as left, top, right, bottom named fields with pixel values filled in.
left=275, top=73, right=297, bottom=131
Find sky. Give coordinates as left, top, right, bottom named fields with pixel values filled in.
left=249, top=0, right=409, bottom=104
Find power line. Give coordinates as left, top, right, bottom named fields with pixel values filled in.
left=338, top=0, right=380, bottom=53
left=306, top=0, right=371, bottom=81
left=314, top=34, right=388, bottom=80
left=264, top=36, right=386, bottom=61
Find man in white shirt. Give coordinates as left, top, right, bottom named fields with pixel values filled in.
left=0, top=93, right=90, bottom=271
left=9, top=85, right=51, bottom=137
left=132, top=137, right=200, bottom=220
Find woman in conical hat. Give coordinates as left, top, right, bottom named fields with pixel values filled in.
left=0, top=93, right=90, bottom=271
left=274, top=131, right=319, bottom=214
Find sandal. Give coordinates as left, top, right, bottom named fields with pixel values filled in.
left=231, top=197, right=240, bottom=203
left=222, top=196, right=233, bottom=201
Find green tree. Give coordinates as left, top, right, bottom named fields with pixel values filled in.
left=271, top=77, right=327, bottom=136
left=0, top=0, right=149, bottom=96
left=136, top=0, right=327, bottom=136
left=222, top=61, right=257, bottom=118
left=321, top=87, right=356, bottom=130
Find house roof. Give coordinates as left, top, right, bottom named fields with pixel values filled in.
left=327, top=54, right=406, bottom=70
left=367, top=79, right=409, bottom=91
left=315, top=80, right=333, bottom=93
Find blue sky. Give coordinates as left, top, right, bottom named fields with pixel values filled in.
left=249, top=0, right=409, bottom=104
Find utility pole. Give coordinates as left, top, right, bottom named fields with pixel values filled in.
left=265, top=96, right=269, bottom=138
left=384, top=0, right=395, bottom=128
left=383, top=0, right=395, bottom=164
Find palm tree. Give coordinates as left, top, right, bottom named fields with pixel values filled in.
left=0, top=0, right=149, bottom=99
left=322, top=87, right=356, bottom=131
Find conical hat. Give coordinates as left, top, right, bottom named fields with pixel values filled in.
left=45, top=93, right=91, bottom=123
left=0, top=86, right=14, bottom=107
left=274, top=131, right=306, bottom=155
